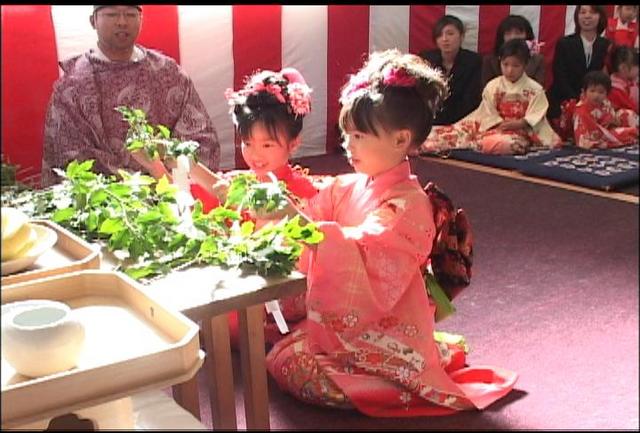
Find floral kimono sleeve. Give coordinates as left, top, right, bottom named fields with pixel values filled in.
left=304, top=185, right=435, bottom=347
left=523, top=87, right=550, bottom=128
left=475, top=80, right=504, bottom=132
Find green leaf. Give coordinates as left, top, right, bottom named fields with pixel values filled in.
left=99, top=218, right=125, bottom=235
left=157, top=124, right=170, bottom=139
left=156, top=175, right=177, bottom=196
left=52, top=207, right=75, bottom=223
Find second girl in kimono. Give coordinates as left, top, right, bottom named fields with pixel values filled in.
left=264, top=49, right=518, bottom=417
left=421, top=38, right=561, bottom=155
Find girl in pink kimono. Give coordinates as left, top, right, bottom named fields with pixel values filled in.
left=265, top=49, right=518, bottom=416
left=422, top=39, right=561, bottom=155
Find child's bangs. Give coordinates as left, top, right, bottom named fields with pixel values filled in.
left=237, top=109, right=291, bottom=145
left=338, top=97, right=380, bottom=137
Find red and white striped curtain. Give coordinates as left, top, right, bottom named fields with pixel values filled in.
left=1, top=5, right=615, bottom=181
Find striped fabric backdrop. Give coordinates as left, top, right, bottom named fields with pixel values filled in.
left=1, top=5, right=615, bottom=182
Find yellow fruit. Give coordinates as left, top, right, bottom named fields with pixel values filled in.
left=2, top=207, right=29, bottom=241
left=2, top=219, right=37, bottom=262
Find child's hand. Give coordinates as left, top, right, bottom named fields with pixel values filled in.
left=131, top=150, right=172, bottom=181
left=210, top=177, right=231, bottom=204
left=253, top=196, right=313, bottom=225
left=499, top=119, right=527, bottom=131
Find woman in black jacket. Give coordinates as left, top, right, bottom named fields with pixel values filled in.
left=547, top=5, right=611, bottom=119
left=420, top=15, right=482, bottom=126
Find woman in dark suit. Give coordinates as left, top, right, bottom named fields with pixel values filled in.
left=420, top=15, right=482, bottom=126
left=547, top=5, right=611, bottom=119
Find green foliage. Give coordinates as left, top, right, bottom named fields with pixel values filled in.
left=224, top=172, right=291, bottom=214
left=116, top=106, right=200, bottom=161
left=1, top=159, right=324, bottom=282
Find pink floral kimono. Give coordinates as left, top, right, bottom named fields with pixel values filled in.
left=266, top=161, right=518, bottom=416
left=422, top=74, right=561, bottom=155
left=572, top=97, right=639, bottom=149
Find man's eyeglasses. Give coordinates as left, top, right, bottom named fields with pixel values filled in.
left=98, top=11, right=141, bottom=21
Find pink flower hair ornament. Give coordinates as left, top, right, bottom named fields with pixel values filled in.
left=340, top=66, right=424, bottom=104
left=525, top=40, right=545, bottom=55
left=225, top=68, right=313, bottom=117
left=383, top=67, right=417, bottom=87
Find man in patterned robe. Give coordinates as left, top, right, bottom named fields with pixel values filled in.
left=41, top=5, right=220, bottom=186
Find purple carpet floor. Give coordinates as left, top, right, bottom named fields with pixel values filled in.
left=185, top=153, right=639, bottom=430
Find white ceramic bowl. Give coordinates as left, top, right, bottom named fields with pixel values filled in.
left=1, top=299, right=85, bottom=378
left=1, top=223, right=58, bottom=276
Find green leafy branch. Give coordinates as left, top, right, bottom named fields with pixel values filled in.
left=1, top=160, right=323, bottom=282
left=116, top=106, right=200, bottom=161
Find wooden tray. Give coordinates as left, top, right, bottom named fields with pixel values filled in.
left=1, top=220, right=101, bottom=286
left=1, top=270, right=204, bottom=428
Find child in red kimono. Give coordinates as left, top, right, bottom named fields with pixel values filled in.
left=133, top=68, right=320, bottom=345
left=605, top=5, right=639, bottom=49
left=609, top=45, right=639, bottom=113
left=264, top=49, right=518, bottom=416
left=572, top=70, right=639, bottom=149
left=422, top=39, right=560, bottom=155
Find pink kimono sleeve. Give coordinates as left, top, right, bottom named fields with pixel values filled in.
left=306, top=187, right=435, bottom=318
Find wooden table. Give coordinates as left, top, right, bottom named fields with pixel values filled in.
left=103, top=261, right=307, bottom=430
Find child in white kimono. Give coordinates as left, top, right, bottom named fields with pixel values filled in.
left=422, top=38, right=561, bottom=155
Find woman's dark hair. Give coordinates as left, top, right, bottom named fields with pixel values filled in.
left=338, top=49, right=448, bottom=149
left=432, top=15, right=465, bottom=44
left=611, top=45, right=639, bottom=73
left=582, top=70, right=612, bottom=92
left=230, top=71, right=304, bottom=143
left=574, top=5, right=608, bottom=35
left=499, top=38, right=531, bottom=65
left=494, top=15, right=536, bottom=55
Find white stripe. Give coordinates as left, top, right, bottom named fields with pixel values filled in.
left=51, top=6, right=96, bottom=75
left=178, top=6, right=235, bottom=170
left=446, top=5, right=480, bottom=52
left=565, top=5, right=576, bottom=35
left=369, top=6, right=410, bottom=53
left=510, top=5, right=541, bottom=40
left=282, top=6, right=328, bottom=159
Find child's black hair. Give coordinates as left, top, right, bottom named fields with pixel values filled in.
left=498, top=38, right=531, bottom=65
left=229, top=70, right=309, bottom=143
left=611, top=45, right=639, bottom=74
left=582, top=70, right=612, bottom=92
left=338, top=49, right=447, bottom=150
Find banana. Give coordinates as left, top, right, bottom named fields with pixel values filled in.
left=1, top=208, right=37, bottom=261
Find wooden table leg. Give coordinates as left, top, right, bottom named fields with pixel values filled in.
left=201, top=314, right=238, bottom=430
left=238, top=304, right=270, bottom=430
left=171, top=375, right=201, bottom=420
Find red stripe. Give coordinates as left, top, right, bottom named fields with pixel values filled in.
left=477, top=5, right=510, bottom=56
left=137, top=5, right=180, bottom=63
left=408, top=5, right=446, bottom=55
left=1, top=6, right=59, bottom=184
left=232, top=5, right=282, bottom=168
left=603, top=5, right=615, bottom=20
left=326, top=5, right=370, bottom=154
left=539, top=5, right=567, bottom=90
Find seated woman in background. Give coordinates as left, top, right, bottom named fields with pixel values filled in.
left=547, top=5, right=611, bottom=121
left=608, top=45, right=639, bottom=113
left=571, top=70, right=638, bottom=149
left=419, top=15, right=482, bottom=126
left=481, top=15, right=546, bottom=87
left=422, top=39, right=560, bottom=155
